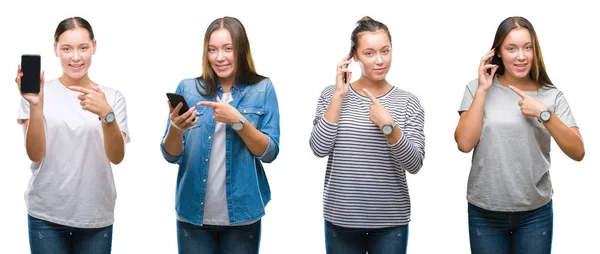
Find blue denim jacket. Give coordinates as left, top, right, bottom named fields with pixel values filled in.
left=160, top=78, right=280, bottom=226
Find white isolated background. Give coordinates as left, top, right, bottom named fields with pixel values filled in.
left=0, top=0, right=598, bottom=253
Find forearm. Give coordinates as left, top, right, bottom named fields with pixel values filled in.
left=25, top=105, right=46, bottom=162
left=544, top=113, right=585, bottom=161
left=390, top=133, right=425, bottom=174
left=102, top=122, right=125, bottom=164
left=237, top=121, right=269, bottom=157
left=323, top=94, right=344, bottom=124
left=162, top=124, right=185, bottom=157
left=455, top=89, right=487, bottom=152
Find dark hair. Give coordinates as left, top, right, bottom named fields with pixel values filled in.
left=54, top=17, right=95, bottom=43
left=197, top=16, right=265, bottom=97
left=349, top=16, right=392, bottom=56
left=490, top=16, right=553, bottom=88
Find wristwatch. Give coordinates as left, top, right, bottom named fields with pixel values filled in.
left=381, top=123, right=396, bottom=135
left=232, top=115, right=247, bottom=131
left=538, top=109, right=551, bottom=123
left=100, top=111, right=115, bottom=124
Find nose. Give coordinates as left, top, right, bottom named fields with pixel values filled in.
left=516, top=49, right=525, bottom=61
left=72, top=50, right=81, bottom=61
left=375, top=53, right=383, bottom=65
left=216, top=50, right=225, bottom=61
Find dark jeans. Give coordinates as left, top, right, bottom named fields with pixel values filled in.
left=28, top=215, right=113, bottom=254
left=468, top=200, right=553, bottom=254
left=177, top=219, right=261, bottom=254
left=324, top=220, right=408, bottom=254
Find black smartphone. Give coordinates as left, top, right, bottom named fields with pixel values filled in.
left=166, top=93, right=191, bottom=116
left=343, top=55, right=352, bottom=83
left=487, top=54, right=500, bottom=75
left=21, top=54, right=41, bottom=93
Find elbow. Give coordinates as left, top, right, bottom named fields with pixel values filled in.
left=571, top=150, right=585, bottom=162
left=27, top=149, right=45, bottom=163
left=457, top=142, right=473, bottom=153
left=109, top=153, right=125, bottom=165
left=456, top=139, right=474, bottom=153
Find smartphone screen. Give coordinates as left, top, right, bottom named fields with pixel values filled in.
left=21, top=54, right=41, bottom=93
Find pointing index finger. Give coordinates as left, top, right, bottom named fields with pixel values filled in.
left=362, top=88, right=378, bottom=104
left=508, top=85, right=527, bottom=99
left=197, top=101, right=218, bottom=108
left=68, top=86, right=93, bottom=94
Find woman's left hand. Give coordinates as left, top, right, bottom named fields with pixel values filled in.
left=197, top=96, right=243, bottom=125
left=363, top=88, right=393, bottom=128
left=68, top=84, right=112, bottom=118
left=509, top=85, right=549, bottom=118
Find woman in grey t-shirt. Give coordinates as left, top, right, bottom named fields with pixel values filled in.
left=454, top=16, right=585, bottom=253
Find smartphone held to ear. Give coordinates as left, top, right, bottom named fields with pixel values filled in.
left=343, top=55, right=352, bottom=83
left=21, top=54, right=41, bottom=94
left=487, top=55, right=498, bottom=75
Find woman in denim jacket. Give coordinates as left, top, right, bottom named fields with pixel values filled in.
left=160, top=16, right=280, bottom=254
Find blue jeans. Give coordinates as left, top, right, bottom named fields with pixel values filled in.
left=28, top=215, right=113, bottom=254
left=324, top=220, right=408, bottom=254
left=468, top=200, right=553, bottom=254
left=177, top=220, right=261, bottom=254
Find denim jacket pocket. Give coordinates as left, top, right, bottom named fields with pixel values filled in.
left=238, top=106, right=265, bottom=128
left=188, top=107, right=207, bottom=130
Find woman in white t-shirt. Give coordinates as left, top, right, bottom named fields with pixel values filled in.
left=15, top=16, right=130, bottom=254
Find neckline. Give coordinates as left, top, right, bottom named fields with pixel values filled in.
left=349, top=83, right=395, bottom=99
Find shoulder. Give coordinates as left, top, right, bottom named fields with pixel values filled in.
left=246, top=78, right=275, bottom=92
left=466, top=77, right=479, bottom=91
left=319, top=85, right=337, bottom=98
left=98, top=84, right=125, bottom=101
left=390, top=86, right=421, bottom=104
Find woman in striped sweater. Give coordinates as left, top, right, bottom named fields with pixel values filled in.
left=309, top=16, right=425, bottom=254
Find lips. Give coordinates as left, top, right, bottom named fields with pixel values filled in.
left=514, top=63, right=528, bottom=71
left=215, top=64, right=231, bottom=71
left=373, top=67, right=386, bottom=73
left=69, top=63, right=85, bottom=71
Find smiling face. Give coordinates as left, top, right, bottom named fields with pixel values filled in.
left=498, top=27, right=534, bottom=80
left=54, top=27, right=95, bottom=80
left=354, top=29, right=392, bottom=82
left=207, top=28, right=236, bottom=86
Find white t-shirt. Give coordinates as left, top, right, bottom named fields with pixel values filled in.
left=203, top=92, right=232, bottom=225
left=17, top=78, right=130, bottom=228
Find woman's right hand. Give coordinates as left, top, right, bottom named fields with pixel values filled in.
left=477, top=49, right=499, bottom=92
left=15, top=64, right=45, bottom=106
left=168, top=101, right=199, bottom=132
left=335, top=55, right=353, bottom=98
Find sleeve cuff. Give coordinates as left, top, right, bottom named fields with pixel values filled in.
left=160, top=142, right=183, bottom=164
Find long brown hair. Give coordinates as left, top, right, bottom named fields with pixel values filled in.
left=491, top=16, right=553, bottom=88
left=197, top=17, right=265, bottom=97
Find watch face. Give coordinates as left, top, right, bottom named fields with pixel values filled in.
left=232, top=122, right=243, bottom=131
left=541, top=110, right=551, bottom=121
left=382, top=125, right=393, bottom=134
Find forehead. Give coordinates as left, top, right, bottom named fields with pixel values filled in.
left=503, top=27, right=532, bottom=45
left=208, top=28, right=232, bottom=45
left=57, top=27, right=92, bottom=44
left=356, top=29, right=390, bottom=49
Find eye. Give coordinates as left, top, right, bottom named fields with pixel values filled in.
left=80, top=46, right=89, bottom=51
left=208, top=48, right=216, bottom=52
left=524, top=45, right=532, bottom=50
left=225, top=47, right=233, bottom=52
left=365, top=52, right=373, bottom=57
left=382, top=49, right=390, bottom=54
left=61, top=48, right=71, bottom=52
left=507, top=47, right=515, bottom=51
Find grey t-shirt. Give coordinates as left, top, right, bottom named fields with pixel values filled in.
left=459, top=76, right=577, bottom=212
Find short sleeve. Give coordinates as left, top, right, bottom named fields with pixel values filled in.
left=113, top=91, right=131, bottom=143
left=553, top=91, right=577, bottom=128
left=17, top=97, right=31, bottom=124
